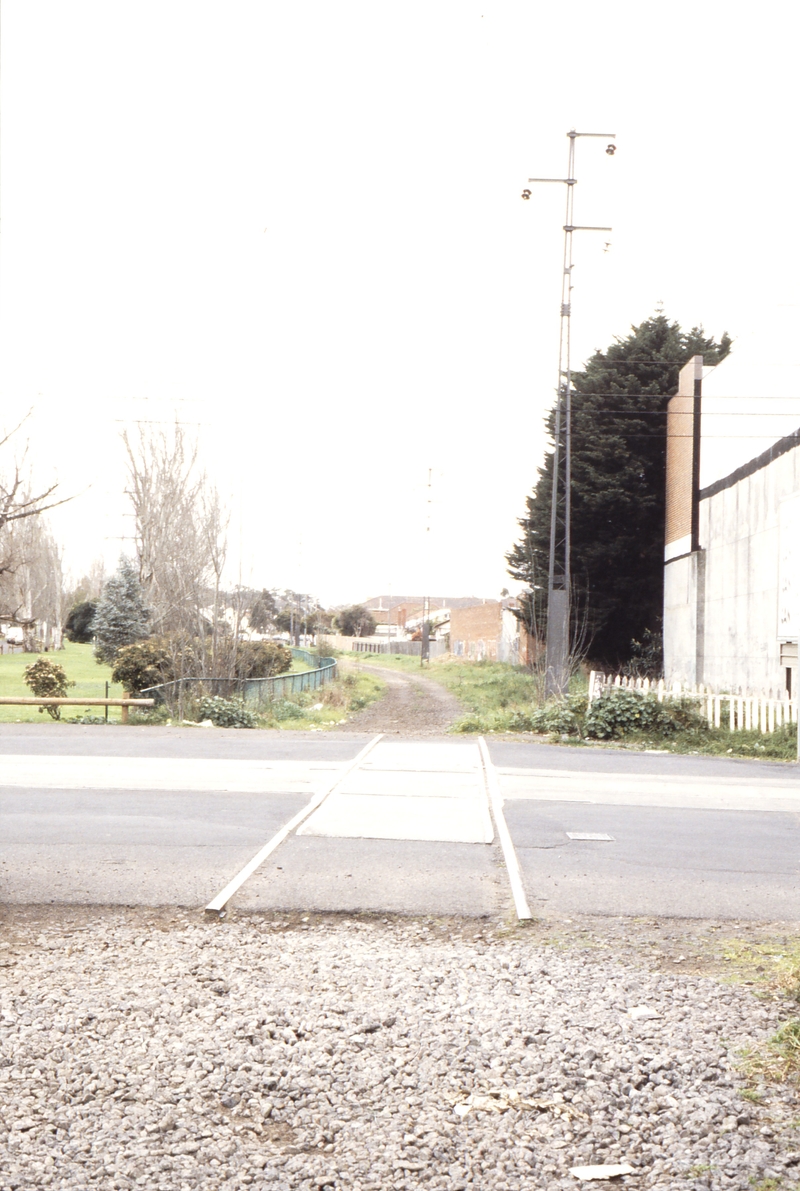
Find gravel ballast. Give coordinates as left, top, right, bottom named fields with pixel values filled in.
left=0, top=910, right=797, bottom=1191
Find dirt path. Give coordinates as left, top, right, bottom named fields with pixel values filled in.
left=339, top=663, right=463, bottom=735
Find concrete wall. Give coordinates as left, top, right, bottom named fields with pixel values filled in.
left=664, top=434, right=800, bottom=693
left=663, top=551, right=704, bottom=684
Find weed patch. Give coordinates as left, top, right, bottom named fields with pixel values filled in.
left=744, top=1018, right=800, bottom=1083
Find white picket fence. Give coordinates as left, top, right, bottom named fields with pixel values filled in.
left=587, top=671, right=797, bottom=734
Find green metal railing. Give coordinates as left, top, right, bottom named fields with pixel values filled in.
left=142, top=654, right=338, bottom=712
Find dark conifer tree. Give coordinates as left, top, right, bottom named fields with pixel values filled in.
left=506, top=314, right=731, bottom=665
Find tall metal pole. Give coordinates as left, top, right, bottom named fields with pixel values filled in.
left=523, top=130, right=615, bottom=696
left=421, top=468, right=432, bottom=667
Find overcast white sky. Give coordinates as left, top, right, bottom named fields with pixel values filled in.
left=1, top=1, right=798, bottom=605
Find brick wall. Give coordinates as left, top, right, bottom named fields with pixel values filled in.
left=450, top=602, right=502, bottom=660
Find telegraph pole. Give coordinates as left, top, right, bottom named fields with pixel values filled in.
left=421, top=468, right=432, bottom=666
left=523, top=130, right=616, bottom=696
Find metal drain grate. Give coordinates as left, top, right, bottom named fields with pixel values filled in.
left=566, top=832, right=615, bottom=842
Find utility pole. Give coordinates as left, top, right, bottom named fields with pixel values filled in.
left=421, top=469, right=432, bottom=666
left=523, top=130, right=616, bottom=696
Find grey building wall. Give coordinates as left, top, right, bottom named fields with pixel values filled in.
left=664, top=432, right=800, bottom=693
left=663, top=550, right=704, bottom=685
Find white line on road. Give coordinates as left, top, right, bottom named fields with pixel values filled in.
left=478, top=737, right=532, bottom=922
left=204, top=734, right=384, bottom=917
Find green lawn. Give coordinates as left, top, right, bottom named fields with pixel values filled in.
left=0, top=642, right=123, bottom=723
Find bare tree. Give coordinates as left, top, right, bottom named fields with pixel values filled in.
left=0, top=515, right=65, bottom=644
left=0, top=416, right=70, bottom=641
left=122, top=423, right=228, bottom=665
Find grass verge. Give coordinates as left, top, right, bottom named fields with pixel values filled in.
left=254, top=669, right=385, bottom=730
left=355, top=653, right=798, bottom=758
left=0, top=642, right=124, bottom=723
left=354, top=653, right=545, bottom=720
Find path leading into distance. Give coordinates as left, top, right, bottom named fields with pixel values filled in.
left=1, top=724, right=799, bottom=920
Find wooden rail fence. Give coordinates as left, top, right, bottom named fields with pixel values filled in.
left=0, top=697, right=154, bottom=723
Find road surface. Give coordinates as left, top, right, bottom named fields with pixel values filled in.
left=1, top=723, right=799, bottom=919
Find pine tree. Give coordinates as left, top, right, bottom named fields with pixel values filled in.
left=92, top=557, right=151, bottom=664
left=506, top=314, right=731, bottom=665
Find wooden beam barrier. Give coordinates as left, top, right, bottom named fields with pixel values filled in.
left=0, top=697, right=155, bottom=725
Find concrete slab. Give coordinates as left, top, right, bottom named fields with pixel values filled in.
left=339, top=769, right=480, bottom=797
left=296, top=739, right=492, bottom=844
left=233, top=835, right=503, bottom=916
left=297, top=792, right=493, bottom=843
left=358, top=741, right=480, bottom=772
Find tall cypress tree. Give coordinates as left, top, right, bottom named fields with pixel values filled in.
left=92, top=557, right=151, bottom=664
left=506, top=314, right=731, bottom=665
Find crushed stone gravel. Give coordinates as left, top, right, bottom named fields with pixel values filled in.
left=335, top=666, right=462, bottom=735
left=0, top=909, right=798, bottom=1191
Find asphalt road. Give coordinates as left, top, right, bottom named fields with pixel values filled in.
left=1, top=724, right=799, bottom=920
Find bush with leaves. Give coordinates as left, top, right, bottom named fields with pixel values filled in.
left=508, top=696, right=587, bottom=736
left=584, top=688, right=703, bottom=740
left=236, top=640, right=292, bottom=679
left=196, top=695, right=257, bottom=729
left=111, top=639, right=175, bottom=695
left=23, top=657, right=75, bottom=720
left=63, top=600, right=97, bottom=644
left=269, top=699, right=306, bottom=721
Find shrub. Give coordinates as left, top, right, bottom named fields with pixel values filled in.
left=128, top=705, right=171, bottom=726
left=112, top=640, right=174, bottom=695
left=64, top=600, right=97, bottom=644
left=236, top=640, right=292, bottom=679
left=584, top=688, right=703, bottom=740
left=23, top=657, right=75, bottom=720
left=270, top=699, right=306, bottom=721
left=508, top=697, right=586, bottom=736
left=196, top=696, right=257, bottom=729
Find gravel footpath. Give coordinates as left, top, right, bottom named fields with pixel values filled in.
left=1, top=910, right=798, bottom=1191
left=336, top=666, right=462, bottom=735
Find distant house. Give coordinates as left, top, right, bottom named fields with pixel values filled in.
left=663, top=349, right=800, bottom=695
left=450, top=600, right=521, bottom=663
left=361, top=594, right=487, bottom=641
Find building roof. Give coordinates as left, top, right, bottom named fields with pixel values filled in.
left=361, top=595, right=491, bottom=610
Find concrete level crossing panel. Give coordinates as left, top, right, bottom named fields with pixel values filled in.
left=297, top=740, right=493, bottom=844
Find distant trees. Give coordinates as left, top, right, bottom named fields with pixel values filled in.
left=506, top=314, right=732, bottom=665
left=248, top=589, right=279, bottom=634
left=64, top=601, right=97, bottom=643
left=92, top=557, right=151, bottom=664
left=337, top=605, right=376, bottom=637
left=0, top=416, right=70, bottom=643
